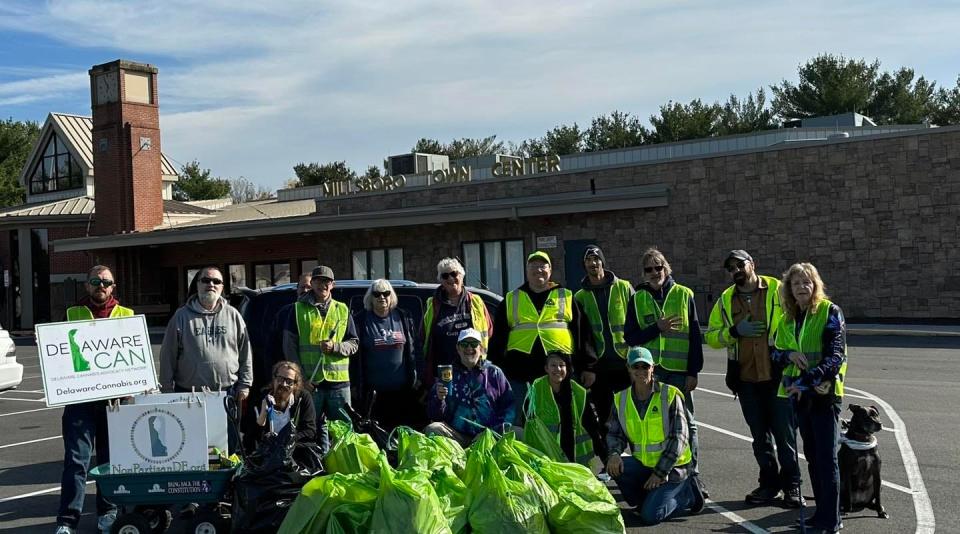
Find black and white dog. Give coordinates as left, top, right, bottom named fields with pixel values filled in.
left=839, top=404, right=889, bottom=519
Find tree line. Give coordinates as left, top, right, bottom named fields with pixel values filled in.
left=1, top=54, right=959, bottom=203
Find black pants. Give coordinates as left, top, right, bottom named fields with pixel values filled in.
left=737, top=380, right=801, bottom=490
left=590, top=367, right=631, bottom=437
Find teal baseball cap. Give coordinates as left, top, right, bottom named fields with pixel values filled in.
left=627, top=346, right=654, bottom=367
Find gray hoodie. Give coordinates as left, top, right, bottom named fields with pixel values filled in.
left=159, top=295, right=253, bottom=391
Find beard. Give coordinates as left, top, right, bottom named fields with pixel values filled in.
left=199, top=291, right=219, bottom=307
left=89, top=290, right=109, bottom=304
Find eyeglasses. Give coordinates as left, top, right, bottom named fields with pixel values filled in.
left=726, top=260, right=746, bottom=273
left=274, top=376, right=297, bottom=386
left=372, top=291, right=390, bottom=299
left=630, top=363, right=652, bottom=371
left=89, top=278, right=114, bottom=287
left=200, top=277, right=223, bottom=285
left=441, top=272, right=459, bottom=280
left=458, top=340, right=481, bottom=349
left=643, top=265, right=664, bottom=274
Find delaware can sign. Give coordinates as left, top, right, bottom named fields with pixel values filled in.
left=36, top=315, right=158, bottom=406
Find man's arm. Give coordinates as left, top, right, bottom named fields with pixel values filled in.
left=235, top=315, right=253, bottom=390
left=157, top=315, right=180, bottom=391
left=572, top=298, right=598, bottom=372
left=704, top=297, right=736, bottom=349
left=282, top=308, right=301, bottom=365
left=653, top=391, right=690, bottom=479
left=333, top=313, right=359, bottom=357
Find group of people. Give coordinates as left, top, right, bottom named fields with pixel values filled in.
left=54, top=244, right=848, bottom=534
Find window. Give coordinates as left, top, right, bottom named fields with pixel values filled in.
left=228, top=264, right=246, bottom=294
left=462, top=239, right=524, bottom=295
left=253, top=262, right=290, bottom=288
left=352, top=248, right=404, bottom=280
left=29, top=134, right=84, bottom=194
left=301, top=259, right=318, bottom=277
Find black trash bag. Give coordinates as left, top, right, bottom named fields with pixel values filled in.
left=231, top=421, right=323, bottom=534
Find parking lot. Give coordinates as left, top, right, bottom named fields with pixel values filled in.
left=1, top=334, right=956, bottom=533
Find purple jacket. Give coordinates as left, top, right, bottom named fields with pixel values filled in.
left=427, top=359, right=515, bottom=437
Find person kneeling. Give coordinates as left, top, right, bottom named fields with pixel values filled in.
left=241, top=361, right=319, bottom=468
left=424, top=328, right=515, bottom=446
left=606, top=347, right=704, bottom=525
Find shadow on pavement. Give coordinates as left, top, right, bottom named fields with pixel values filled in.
left=0, top=461, right=63, bottom=488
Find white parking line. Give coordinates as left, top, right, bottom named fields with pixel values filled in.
left=0, top=406, right=59, bottom=418
left=0, top=481, right=93, bottom=504
left=0, top=396, right=46, bottom=403
left=704, top=500, right=769, bottom=534
left=847, top=386, right=936, bottom=534
left=0, top=435, right=61, bottom=449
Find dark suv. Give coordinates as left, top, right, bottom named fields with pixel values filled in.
left=237, top=280, right=502, bottom=390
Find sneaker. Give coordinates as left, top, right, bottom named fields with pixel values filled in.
left=97, top=512, right=117, bottom=533
left=745, top=486, right=782, bottom=504
left=54, top=526, right=76, bottom=534
left=796, top=514, right=843, bottom=530
left=782, top=486, right=806, bottom=508
left=688, top=477, right=705, bottom=515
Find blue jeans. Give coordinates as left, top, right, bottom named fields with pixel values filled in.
left=57, top=401, right=115, bottom=528
left=797, top=397, right=841, bottom=532
left=312, top=384, right=351, bottom=453
left=737, top=380, right=801, bottom=490
left=655, top=370, right=700, bottom=475
left=614, top=456, right=696, bottom=525
left=508, top=379, right=528, bottom=427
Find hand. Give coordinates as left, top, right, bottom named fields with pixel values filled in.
left=606, top=455, right=624, bottom=477
left=788, top=351, right=808, bottom=370
left=657, top=315, right=682, bottom=333
left=320, top=340, right=335, bottom=353
left=437, top=384, right=448, bottom=401
left=735, top=317, right=766, bottom=337
left=785, top=383, right=803, bottom=400
left=265, top=394, right=275, bottom=407
left=581, top=371, right=596, bottom=388
left=643, top=473, right=665, bottom=490
left=685, top=376, right=698, bottom=393
left=814, top=381, right=832, bottom=395
left=236, top=388, right=249, bottom=402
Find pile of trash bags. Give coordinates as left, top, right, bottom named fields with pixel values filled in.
left=279, top=422, right=625, bottom=533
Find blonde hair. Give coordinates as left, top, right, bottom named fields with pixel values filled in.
left=780, top=262, right=829, bottom=320
left=640, top=248, right=672, bottom=277
left=363, top=279, right=398, bottom=311
left=271, top=360, right=304, bottom=401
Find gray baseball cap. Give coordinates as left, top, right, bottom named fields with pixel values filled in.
left=311, top=265, right=335, bottom=280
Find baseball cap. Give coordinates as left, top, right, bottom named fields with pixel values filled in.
left=527, top=250, right=551, bottom=265
left=627, top=346, right=654, bottom=367
left=724, top=250, right=753, bottom=268
left=311, top=265, right=335, bottom=280
left=457, top=328, right=482, bottom=343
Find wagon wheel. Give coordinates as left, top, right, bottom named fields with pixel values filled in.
left=187, top=510, right=230, bottom=534
left=132, top=505, right=173, bottom=533
left=111, top=513, right=152, bottom=534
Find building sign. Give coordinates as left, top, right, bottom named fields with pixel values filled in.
left=536, top=235, right=558, bottom=249
left=107, top=401, right=209, bottom=473
left=36, top=315, right=158, bottom=406
left=135, top=391, right=228, bottom=453
left=322, top=155, right=562, bottom=198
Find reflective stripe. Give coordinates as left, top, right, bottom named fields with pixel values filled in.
left=556, top=292, right=566, bottom=320
left=512, top=288, right=521, bottom=326
left=512, top=322, right=567, bottom=330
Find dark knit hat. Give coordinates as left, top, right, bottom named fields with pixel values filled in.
left=583, top=245, right=606, bottom=266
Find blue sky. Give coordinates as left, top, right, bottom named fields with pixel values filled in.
left=1, top=0, right=957, bottom=191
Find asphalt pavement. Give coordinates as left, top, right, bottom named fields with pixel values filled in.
left=1, top=334, right=957, bottom=533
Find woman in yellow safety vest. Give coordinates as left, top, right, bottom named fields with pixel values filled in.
left=773, top=262, right=847, bottom=534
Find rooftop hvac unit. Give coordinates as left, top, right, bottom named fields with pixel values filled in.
left=387, top=153, right=450, bottom=175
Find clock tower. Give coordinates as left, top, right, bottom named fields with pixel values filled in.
left=89, top=59, right=163, bottom=235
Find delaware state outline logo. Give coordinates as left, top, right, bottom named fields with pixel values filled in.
left=129, top=407, right=187, bottom=464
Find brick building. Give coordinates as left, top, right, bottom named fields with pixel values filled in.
left=4, top=58, right=959, bottom=328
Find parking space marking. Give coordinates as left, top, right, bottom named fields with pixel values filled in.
left=0, top=396, right=46, bottom=402
left=0, top=481, right=93, bottom=504
left=0, top=406, right=59, bottom=418
left=704, top=500, right=769, bottom=534
left=0, top=435, right=60, bottom=449
left=846, top=386, right=935, bottom=534
left=697, top=386, right=735, bottom=399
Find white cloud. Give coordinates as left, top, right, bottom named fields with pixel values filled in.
left=2, top=0, right=958, bottom=189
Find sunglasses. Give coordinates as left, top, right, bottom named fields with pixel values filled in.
left=726, top=260, right=746, bottom=273
left=200, top=277, right=223, bottom=285
left=89, top=278, right=114, bottom=288
left=458, top=340, right=481, bottom=349
left=643, top=265, right=664, bottom=274
left=630, top=363, right=652, bottom=371
left=441, top=272, right=459, bottom=280
left=274, top=376, right=297, bottom=386
left=372, top=291, right=390, bottom=299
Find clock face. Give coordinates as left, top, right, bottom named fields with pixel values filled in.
left=95, top=72, right=118, bottom=105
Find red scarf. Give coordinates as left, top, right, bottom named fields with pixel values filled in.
left=79, top=295, right=119, bottom=319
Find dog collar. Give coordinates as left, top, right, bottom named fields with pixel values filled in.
left=840, top=434, right=877, bottom=450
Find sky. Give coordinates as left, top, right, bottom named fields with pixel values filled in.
left=1, top=0, right=958, bottom=191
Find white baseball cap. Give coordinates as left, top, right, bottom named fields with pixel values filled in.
left=457, top=328, right=482, bottom=343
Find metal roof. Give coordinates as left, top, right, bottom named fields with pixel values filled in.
left=0, top=196, right=214, bottom=219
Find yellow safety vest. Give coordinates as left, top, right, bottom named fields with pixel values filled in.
left=614, top=384, right=692, bottom=468
left=422, top=293, right=490, bottom=354
left=632, top=283, right=693, bottom=372
left=574, top=278, right=631, bottom=359
left=66, top=305, right=134, bottom=321
left=527, top=376, right=594, bottom=465
left=295, top=300, right=350, bottom=383
left=705, top=275, right=783, bottom=355
left=505, top=287, right=574, bottom=355
left=774, top=299, right=847, bottom=398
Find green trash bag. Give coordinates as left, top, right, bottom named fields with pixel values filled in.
left=325, top=425, right=381, bottom=475
left=396, top=427, right=466, bottom=474
left=538, top=460, right=625, bottom=534
left=466, top=450, right=549, bottom=534
left=329, top=419, right=352, bottom=445
left=522, top=417, right=567, bottom=462
left=278, top=471, right=379, bottom=534
left=370, top=453, right=452, bottom=534
left=494, top=434, right=559, bottom=515
left=431, top=466, right=469, bottom=534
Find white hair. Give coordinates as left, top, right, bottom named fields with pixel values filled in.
left=436, top=257, right=465, bottom=282
left=363, top=279, right=398, bottom=311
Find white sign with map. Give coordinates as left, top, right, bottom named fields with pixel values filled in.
left=107, top=401, right=209, bottom=473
